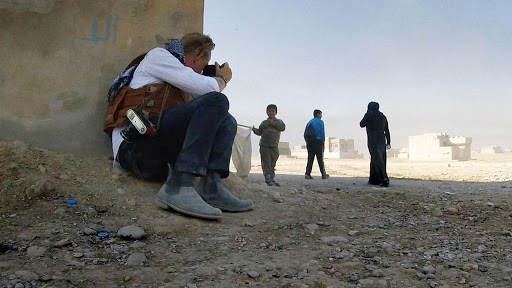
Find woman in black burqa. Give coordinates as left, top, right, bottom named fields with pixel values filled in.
left=360, top=102, right=391, bottom=187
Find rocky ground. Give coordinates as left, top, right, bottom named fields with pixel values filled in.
left=1, top=140, right=512, bottom=288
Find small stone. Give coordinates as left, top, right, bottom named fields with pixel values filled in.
left=371, top=269, right=385, bottom=277
left=446, top=207, right=459, bottom=215
left=423, top=265, right=436, bottom=274
left=478, top=264, right=489, bottom=272
left=358, top=279, right=374, bottom=286
left=429, top=281, right=438, bottom=287
left=348, top=275, right=360, bottom=282
left=416, top=273, right=427, bottom=280
left=26, top=246, right=46, bottom=257
left=73, top=253, right=83, bottom=258
left=14, top=270, right=39, bottom=282
left=303, top=223, right=319, bottom=234
left=130, top=242, right=147, bottom=249
left=424, top=249, right=438, bottom=257
left=348, top=230, right=361, bottom=236
left=186, top=284, right=198, bottom=288
left=365, top=247, right=378, bottom=258
left=94, top=206, right=109, bottom=213
left=243, top=220, right=255, bottom=227
left=125, top=253, right=146, bottom=266
left=247, top=271, right=260, bottom=278
left=320, top=236, right=348, bottom=245
left=40, top=275, right=51, bottom=282
left=53, top=238, right=71, bottom=248
left=117, top=226, right=145, bottom=240
left=83, top=228, right=97, bottom=235
left=25, top=178, right=56, bottom=199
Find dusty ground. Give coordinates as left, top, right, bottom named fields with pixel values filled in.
left=1, top=140, right=512, bottom=288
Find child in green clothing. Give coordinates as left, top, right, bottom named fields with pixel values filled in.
left=252, top=104, right=286, bottom=186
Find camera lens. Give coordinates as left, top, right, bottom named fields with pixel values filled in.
left=120, top=123, right=139, bottom=143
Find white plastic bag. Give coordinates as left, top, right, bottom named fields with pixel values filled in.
left=231, top=126, right=252, bottom=177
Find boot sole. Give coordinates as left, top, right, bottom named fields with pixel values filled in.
left=155, top=198, right=222, bottom=220
left=209, top=203, right=254, bottom=213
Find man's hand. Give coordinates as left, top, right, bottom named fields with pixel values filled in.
left=216, top=62, right=232, bottom=83
left=386, top=144, right=391, bottom=150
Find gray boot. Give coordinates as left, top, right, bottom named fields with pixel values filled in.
left=155, top=166, right=222, bottom=220
left=198, top=173, right=254, bottom=212
left=264, top=174, right=275, bottom=186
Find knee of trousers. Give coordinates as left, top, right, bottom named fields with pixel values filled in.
left=202, top=92, right=230, bottom=111
left=221, top=113, right=237, bottom=136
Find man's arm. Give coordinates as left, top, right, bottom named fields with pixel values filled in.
left=213, top=62, right=232, bottom=92
left=139, top=48, right=220, bottom=95
left=318, top=120, right=325, bottom=143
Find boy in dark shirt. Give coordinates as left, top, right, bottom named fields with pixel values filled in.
left=252, top=104, right=286, bottom=186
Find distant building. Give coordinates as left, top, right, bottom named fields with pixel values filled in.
left=481, top=145, right=503, bottom=154
left=291, top=137, right=363, bottom=159
left=278, top=142, right=292, bottom=156
left=397, top=148, right=409, bottom=159
left=408, top=133, right=472, bottom=160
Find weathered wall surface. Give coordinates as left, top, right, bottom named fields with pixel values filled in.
left=0, top=0, right=204, bottom=155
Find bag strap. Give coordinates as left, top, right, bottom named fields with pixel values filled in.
left=155, top=85, right=170, bottom=132
left=134, top=84, right=166, bottom=113
left=134, top=83, right=170, bottom=133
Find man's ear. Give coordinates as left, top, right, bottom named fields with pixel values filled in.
left=194, top=54, right=203, bottom=65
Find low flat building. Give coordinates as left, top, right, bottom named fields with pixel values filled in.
left=408, top=133, right=472, bottom=161
left=290, top=137, right=362, bottom=159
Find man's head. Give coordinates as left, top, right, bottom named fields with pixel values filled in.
left=266, top=104, right=277, bottom=118
left=313, top=109, right=322, bottom=119
left=368, top=102, right=379, bottom=111
left=181, top=33, right=215, bottom=73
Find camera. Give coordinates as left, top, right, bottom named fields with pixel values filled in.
left=202, top=63, right=225, bottom=77
left=120, top=109, right=155, bottom=142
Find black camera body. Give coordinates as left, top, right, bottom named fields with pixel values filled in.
left=202, top=63, right=225, bottom=77
left=120, top=122, right=141, bottom=143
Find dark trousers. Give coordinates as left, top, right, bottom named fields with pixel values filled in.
left=260, top=146, right=279, bottom=177
left=305, top=140, right=325, bottom=175
left=118, top=92, right=237, bottom=181
left=368, top=141, right=388, bottom=184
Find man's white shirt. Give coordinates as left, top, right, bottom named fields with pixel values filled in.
left=111, top=47, right=220, bottom=162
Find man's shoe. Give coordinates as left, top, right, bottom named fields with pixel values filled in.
left=322, top=174, right=330, bottom=179
left=198, top=173, right=253, bottom=212
left=273, top=181, right=281, bottom=187
left=266, top=181, right=276, bottom=186
left=305, top=175, right=313, bottom=180
left=156, top=186, right=222, bottom=220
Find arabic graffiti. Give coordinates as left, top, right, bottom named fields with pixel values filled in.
left=82, top=15, right=119, bottom=43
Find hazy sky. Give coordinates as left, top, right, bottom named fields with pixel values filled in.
left=204, top=1, right=512, bottom=154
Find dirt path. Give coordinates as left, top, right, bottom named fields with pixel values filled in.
left=1, top=141, right=512, bottom=288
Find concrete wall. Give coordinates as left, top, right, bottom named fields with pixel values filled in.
left=0, top=0, right=204, bottom=155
